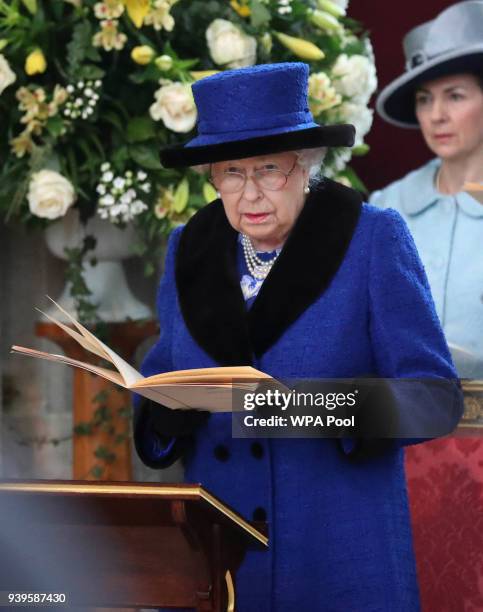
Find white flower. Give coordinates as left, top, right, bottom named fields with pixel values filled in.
left=0, top=54, right=16, bottom=96
left=27, top=170, right=76, bottom=220
left=206, top=19, right=256, bottom=69
left=100, top=162, right=111, bottom=172
left=101, top=170, right=114, bottom=182
left=336, top=101, right=373, bottom=146
left=150, top=82, right=197, bottom=133
left=113, top=176, right=125, bottom=190
left=96, top=184, right=106, bottom=195
left=328, top=0, right=349, bottom=12
left=324, top=149, right=351, bottom=178
left=331, top=54, right=377, bottom=105
left=120, top=192, right=134, bottom=204
left=136, top=170, right=147, bottom=181
left=100, top=194, right=115, bottom=206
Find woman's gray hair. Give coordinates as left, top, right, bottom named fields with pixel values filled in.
left=294, top=147, right=327, bottom=186
left=193, top=147, right=327, bottom=185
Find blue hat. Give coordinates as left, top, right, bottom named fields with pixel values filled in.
left=160, top=62, right=355, bottom=168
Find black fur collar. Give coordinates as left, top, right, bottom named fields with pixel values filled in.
left=175, top=178, right=362, bottom=366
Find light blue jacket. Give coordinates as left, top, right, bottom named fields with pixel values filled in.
left=371, top=159, right=483, bottom=377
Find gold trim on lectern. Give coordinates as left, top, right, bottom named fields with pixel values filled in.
left=0, top=482, right=268, bottom=547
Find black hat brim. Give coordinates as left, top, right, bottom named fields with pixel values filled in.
left=160, top=125, right=355, bottom=168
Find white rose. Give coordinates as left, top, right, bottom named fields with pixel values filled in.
left=0, top=54, right=16, bottom=96
left=336, top=101, right=373, bottom=146
left=27, top=170, right=76, bottom=219
left=331, top=53, right=377, bottom=105
left=206, top=19, right=256, bottom=69
left=150, top=82, right=197, bottom=133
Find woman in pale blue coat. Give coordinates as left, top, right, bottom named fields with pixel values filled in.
left=373, top=1, right=483, bottom=376
left=134, top=63, right=463, bottom=611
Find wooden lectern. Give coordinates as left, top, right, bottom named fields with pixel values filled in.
left=0, top=480, right=268, bottom=611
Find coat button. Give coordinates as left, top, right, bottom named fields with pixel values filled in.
left=252, top=507, right=267, bottom=521
left=213, top=444, right=230, bottom=462
left=250, top=442, right=264, bottom=459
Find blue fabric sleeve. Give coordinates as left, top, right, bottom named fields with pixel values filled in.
left=367, top=208, right=463, bottom=443
left=133, top=226, right=185, bottom=468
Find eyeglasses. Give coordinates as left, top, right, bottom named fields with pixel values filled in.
left=210, top=158, right=298, bottom=194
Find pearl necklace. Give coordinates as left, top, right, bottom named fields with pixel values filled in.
left=241, top=234, right=279, bottom=280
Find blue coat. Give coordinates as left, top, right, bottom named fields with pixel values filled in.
left=135, top=180, right=461, bottom=612
left=371, top=159, right=483, bottom=377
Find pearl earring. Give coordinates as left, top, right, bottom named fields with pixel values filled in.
left=304, top=186, right=310, bottom=194
left=216, top=191, right=221, bottom=198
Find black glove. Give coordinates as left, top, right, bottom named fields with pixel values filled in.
left=145, top=400, right=211, bottom=437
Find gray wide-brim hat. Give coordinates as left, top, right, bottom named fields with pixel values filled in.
left=376, top=0, right=483, bottom=128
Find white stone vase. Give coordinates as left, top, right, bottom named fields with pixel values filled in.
left=44, top=209, right=152, bottom=322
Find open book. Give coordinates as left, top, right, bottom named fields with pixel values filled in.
left=11, top=298, right=274, bottom=413
left=463, top=182, right=483, bottom=204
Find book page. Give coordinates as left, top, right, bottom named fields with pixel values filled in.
left=137, top=365, right=271, bottom=387
left=45, top=297, right=144, bottom=387
left=134, top=383, right=260, bottom=412
left=11, top=346, right=126, bottom=386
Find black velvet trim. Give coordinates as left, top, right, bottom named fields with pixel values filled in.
left=161, top=125, right=355, bottom=168
left=248, top=180, right=362, bottom=357
left=176, top=200, right=253, bottom=366
left=175, top=179, right=362, bottom=365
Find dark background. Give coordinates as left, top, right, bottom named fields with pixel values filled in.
left=349, top=0, right=457, bottom=192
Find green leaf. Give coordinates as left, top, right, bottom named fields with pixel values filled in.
left=90, top=465, right=104, bottom=479
left=129, top=143, right=162, bottom=170
left=74, top=422, right=93, bottom=435
left=79, top=64, right=105, bottom=80
left=94, top=445, right=116, bottom=463
left=102, top=111, right=124, bottom=133
left=21, top=0, right=36, bottom=14
left=45, top=115, right=65, bottom=138
left=92, top=390, right=109, bottom=404
left=351, top=143, right=370, bottom=156
left=127, top=117, right=156, bottom=143
left=250, top=0, right=271, bottom=27
left=66, top=20, right=93, bottom=79
left=341, top=167, right=368, bottom=194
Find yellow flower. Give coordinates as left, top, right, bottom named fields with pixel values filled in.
left=308, top=9, right=342, bottom=34
left=308, top=72, right=341, bottom=116
left=155, top=54, right=173, bottom=71
left=173, top=177, right=189, bottom=213
left=144, top=0, right=177, bottom=32
left=230, top=0, right=251, bottom=17
left=94, top=0, right=124, bottom=19
left=189, top=70, right=220, bottom=80
left=154, top=185, right=175, bottom=219
left=123, top=0, right=150, bottom=28
left=274, top=32, right=325, bottom=61
left=10, top=130, right=34, bottom=158
left=25, top=49, right=47, bottom=76
left=203, top=182, right=218, bottom=203
left=92, top=19, right=127, bottom=51
left=131, top=45, right=155, bottom=65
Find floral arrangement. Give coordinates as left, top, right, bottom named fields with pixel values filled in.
left=0, top=0, right=377, bottom=284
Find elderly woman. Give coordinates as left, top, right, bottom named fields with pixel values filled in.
left=373, top=0, right=483, bottom=377
left=134, top=63, right=462, bottom=611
